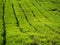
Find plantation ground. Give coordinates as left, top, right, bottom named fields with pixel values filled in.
left=0, top=0, right=60, bottom=45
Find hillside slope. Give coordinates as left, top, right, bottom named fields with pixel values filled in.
left=0, top=0, right=60, bottom=45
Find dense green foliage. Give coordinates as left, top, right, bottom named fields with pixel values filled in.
left=0, top=0, right=60, bottom=45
